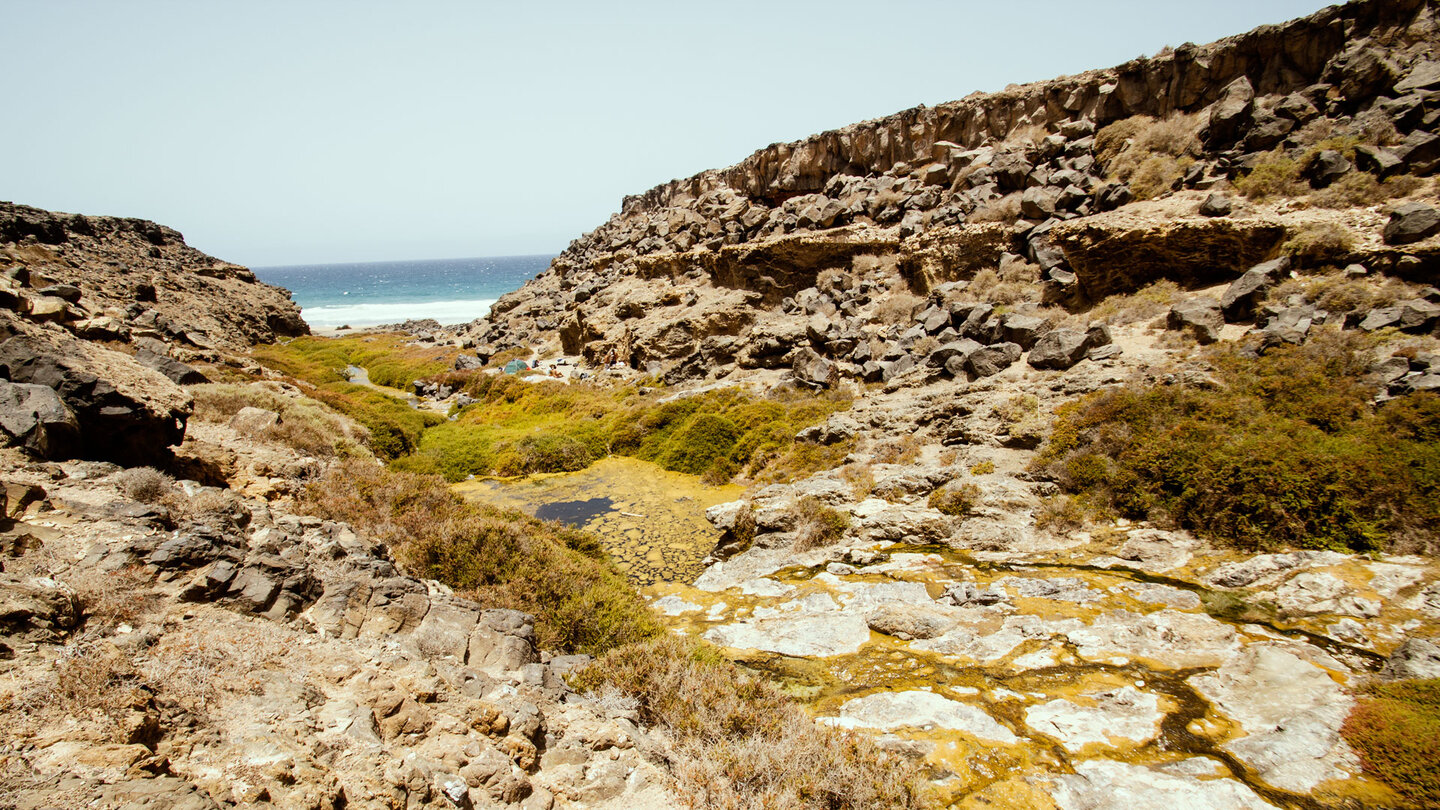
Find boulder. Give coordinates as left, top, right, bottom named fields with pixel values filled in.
left=1221, top=257, right=1290, bottom=321
left=1304, top=149, right=1351, bottom=187
left=0, top=334, right=190, bottom=466
left=966, top=342, right=1022, bottom=377
left=1354, top=144, right=1403, bottom=177
left=998, top=313, right=1045, bottom=349
left=1199, top=193, right=1233, bottom=217
left=1167, top=297, right=1223, bottom=344
left=1027, top=329, right=1090, bottom=370
left=1205, top=76, right=1255, bottom=147
left=792, top=348, right=839, bottom=389
left=0, top=381, right=79, bottom=458
left=228, top=406, right=281, bottom=436
left=1395, top=60, right=1440, bottom=94
left=1093, top=183, right=1132, bottom=212
left=1392, top=130, right=1440, bottom=174
left=1020, top=186, right=1061, bottom=219
left=1382, top=202, right=1440, bottom=245
left=135, top=349, right=209, bottom=386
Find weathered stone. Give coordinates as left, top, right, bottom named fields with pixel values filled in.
left=1167, top=297, right=1223, bottom=344
left=1189, top=644, right=1356, bottom=792
left=1024, top=686, right=1163, bottom=752
left=823, top=691, right=1016, bottom=743
left=965, top=342, right=1022, bottom=377
left=1199, top=193, right=1233, bottom=217
left=0, top=574, right=80, bottom=642
left=1221, top=257, right=1290, bottom=321
left=792, top=348, right=839, bottom=389
left=1379, top=637, right=1440, bottom=681
left=0, top=381, right=79, bottom=458
left=1027, top=329, right=1089, bottom=370
left=1205, top=76, right=1255, bottom=146
left=1383, top=202, right=1440, bottom=245
left=228, top=406, right=280, bottom=436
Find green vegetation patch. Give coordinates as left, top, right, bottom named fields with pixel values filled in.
left=1034, top=329, right=1440, bottom=552
left=254, top=333, right=459, bottom=390
left=1342, top=679, right=1440, bottom=806
left=398, top=372, right=853, bottom=484
left=252, top=335, right=452, bottom=459
left=302, top=459, right=658, bottom=654
left=571, top=635, right=934, bottom=809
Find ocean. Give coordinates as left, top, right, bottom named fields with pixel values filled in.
left=251, top=255, right=552, bottom=329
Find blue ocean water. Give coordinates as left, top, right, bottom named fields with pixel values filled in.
left=252, top=255, right=552, bottom=329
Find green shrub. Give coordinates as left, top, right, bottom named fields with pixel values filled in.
left=968, top=460, right=996, bottom=476
left=928, top=482, right=982, bottom=516
left=571, top=636, right=934, bottom=810
left=1034, top=329, right=1440, bottom=552
left=1342, top=679, right=1440, bottom=806
left=303, top=459, right=659, bottom=654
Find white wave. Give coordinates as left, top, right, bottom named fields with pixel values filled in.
left=299, top=298, right=498, bottom=328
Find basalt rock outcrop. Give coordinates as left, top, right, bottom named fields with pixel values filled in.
left=458, top=0, right=1440, bottom=386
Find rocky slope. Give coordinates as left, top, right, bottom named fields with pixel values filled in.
left=0, top=201, right=307, bottom=353
left=395, top=0, right=1440, bottom=806
left=0, top=206, right=682, bottom=808
left=457, top=0, right=1440, bottom=385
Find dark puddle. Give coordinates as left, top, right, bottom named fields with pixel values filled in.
left=534, top=497, right=614, bottom=527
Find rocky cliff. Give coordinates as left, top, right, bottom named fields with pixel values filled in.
left=460, top=0, right=1440, bottom=385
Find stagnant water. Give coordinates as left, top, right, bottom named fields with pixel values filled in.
left=453, top=456, right=742, bottom=586
left=460, top=460, right=1384, bottom=808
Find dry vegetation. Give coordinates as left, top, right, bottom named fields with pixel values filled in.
left=302, top=458, right=660, bottom=654
left=192, top=383, right=370, bottom=458
left=571, top=636, right=934, bottom=810
left=1095, top=113, right=1202, bottom=199
left=790, top=496, right=851, bottom=551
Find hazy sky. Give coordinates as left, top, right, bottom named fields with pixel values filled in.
left=4, top=1, right=1328, bottom=267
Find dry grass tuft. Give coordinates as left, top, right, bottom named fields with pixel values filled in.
left=191, top=383, right=370, bottom=458
left=969, top=192, right=1022, bottom=223
left=115, top=467, right=172, bottom=503
left=1096, top=114, right=1202, bottom=199
left=791, top=496, right=851, bottom=551
left=571, top=636, right=934, bottom=810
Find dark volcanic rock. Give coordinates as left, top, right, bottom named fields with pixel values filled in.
left=0, top=333, right=190, bottom=466
left=1382, top=202, right=1440, bottom=245
left=0, top=381, right=79, bottom=458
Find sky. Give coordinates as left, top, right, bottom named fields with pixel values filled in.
left=3, top=1, right=1331, bottom=267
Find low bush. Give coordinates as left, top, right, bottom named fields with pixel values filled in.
left=570, top=635, right=934, bottom=810
left=401, top=374, right=850, bottom=484
left=302, top=459, right=658, bottom=654
left=791, top=496, right=851, bottom=551
left=50, top=643, right=150, bottom=741
left=1096, top=113, right=1201, bottom=200
left=1282, top=222, right=1356, bottom=268
left=928, top=482, right=982, bottom=516
left=1034, top=329, right=1440, bottom=551
left=1342, top=678, right=1440, bottom=806
left=191, top=383, right=369, bottom=458
left=253, top=333, right=458, bottom=391
left=115, top=467, right=172, bottom=503
left=968, top=459, right=996, bottom=476
left=1086, top=279, right=1183, bottom=325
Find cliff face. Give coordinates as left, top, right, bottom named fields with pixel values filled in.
left=462, top=0, right=1440, bottom=382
